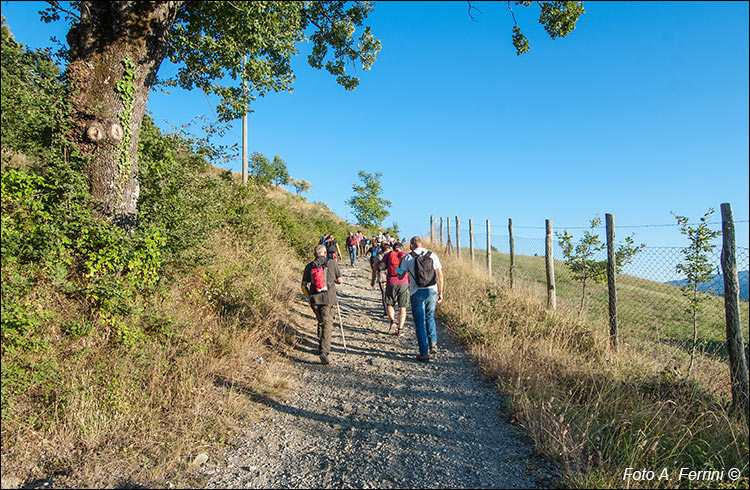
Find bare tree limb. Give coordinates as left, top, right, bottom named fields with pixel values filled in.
left=467, top=1, right=483, bottom=22
left=506, top=1, right=519, bottom=26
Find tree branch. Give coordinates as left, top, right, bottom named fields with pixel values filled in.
left=506, top=1, right=519, bottom=26
left=467, top=1, right=482, bottom=22
left=45, top=0, right=81, bottom=21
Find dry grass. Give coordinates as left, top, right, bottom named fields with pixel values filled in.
left=1, top=190, right=309, bottom=487
left=433, top=244, right=749, bottom=488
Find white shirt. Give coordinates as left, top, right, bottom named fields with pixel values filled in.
left=400, top=247, right=442, bottom=296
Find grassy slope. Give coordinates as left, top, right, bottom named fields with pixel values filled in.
left=436, top=244, right=749, bottom=488
left=1, top=151, right=371, bottom=487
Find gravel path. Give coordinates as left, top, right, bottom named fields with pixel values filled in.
left=202, top=258, right=555, bottom=489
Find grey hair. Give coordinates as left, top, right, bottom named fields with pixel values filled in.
left=314, top=244, right=327, bottom=256
left=410, top=236, right=423, bottom=248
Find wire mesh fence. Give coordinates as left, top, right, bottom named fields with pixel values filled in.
left=429, top=215, right=750, bottom=398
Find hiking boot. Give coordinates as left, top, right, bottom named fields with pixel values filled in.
left=429, top=342, right=437, bottom=358
left=416, top=354, right=430, bottom=362
left=320, top=352, right=330, bottom=365
left=397, top=329, right=404, bottom=337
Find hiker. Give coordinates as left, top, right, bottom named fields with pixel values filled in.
left=324, top=233, right=341, bottom=262
left=356, top=230, right=365, bottom=257
left=346, top=231, right=358, bottom=266
left=368, top=239, right=383, bottom=286
left=397, top=237, right=444, bottom=362
left=301, top=244, right=343, bottom=364
left=380, top=242, right=409, bottom=336
left=369, top=241, right=390, bottom=317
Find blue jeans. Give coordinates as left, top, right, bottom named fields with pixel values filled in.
left=411, top=288, right=438, bottom=356
left=348, top=245, right=357, bottom=265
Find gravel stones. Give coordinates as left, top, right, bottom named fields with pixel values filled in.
left=203, top=259, right=555, bottom=489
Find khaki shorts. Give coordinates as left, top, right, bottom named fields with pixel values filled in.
left=385, top=284, right=410, bottom=307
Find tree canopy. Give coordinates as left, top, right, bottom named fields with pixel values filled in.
left=346, top=170, right=391, bottom=228
left=35, top=1, right=584, bottom=229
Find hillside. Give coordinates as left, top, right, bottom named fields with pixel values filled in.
left=667, top=270, right=750, bottom=301
left=434, top=247, right=749, bottom=488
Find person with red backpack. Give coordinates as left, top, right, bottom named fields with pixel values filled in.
left=345, top=231, right=358, bottom=266
left=301, top=244, right=343, bottom=365
left=379, top=242, right=410, bottom=336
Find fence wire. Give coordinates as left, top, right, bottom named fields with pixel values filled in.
left=430, top=218, right=750, bottom=396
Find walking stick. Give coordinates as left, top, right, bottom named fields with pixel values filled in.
left=336, top=301, right=347, bottom=354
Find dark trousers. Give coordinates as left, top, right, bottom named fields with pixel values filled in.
left=311, top=303, right=335, bottom=355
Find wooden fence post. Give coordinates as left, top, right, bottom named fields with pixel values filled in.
left=509, top=218, right=515, bottom=289
left=455, top=216, right=461, bottom=258
left=720, top=202, right=749, bottom=415
left=469, top=219, right=474, bottom=266
left=445, top=217, right=453, bottom=255
left=606, top=213, right=618, bottom=352
left=430, top=215, right=434, bottom=244
left=439, top=217, right=443, bottom=247
left=486, top=219, right=491, bottom=278
left=545, top=219, right=556, bottom=310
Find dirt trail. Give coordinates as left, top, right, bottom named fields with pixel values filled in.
left=203, top=257, right=555, bottom=489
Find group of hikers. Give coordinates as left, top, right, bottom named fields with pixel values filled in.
left=301, top=231, right=444, bottom=365
left=317, top=230, right=405, bottom=267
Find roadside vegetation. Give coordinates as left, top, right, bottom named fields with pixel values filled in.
left=1, top=22, right=372, bottom=487
left=436, top=245, right=749, bottom=488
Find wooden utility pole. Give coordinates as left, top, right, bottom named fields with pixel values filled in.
left=241, top=54, right=248, bottom=185
left=486, top=219, right=491, bottom=278
left=720, top=202, right=749, bottom=415
left=509, top=218, right=515, bottom=289
left=545, top=219, right=556, bottom=310
left=606, top=213, right=618, bottom=351
left=469, top=219, right=474, bottom=266
left=455, top=216, right=461, bottom=258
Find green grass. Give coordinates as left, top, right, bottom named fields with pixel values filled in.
left=484, top=248, right=749, bottom=364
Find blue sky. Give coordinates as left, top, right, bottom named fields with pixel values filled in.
left=2, top=1, right=748, bottom=256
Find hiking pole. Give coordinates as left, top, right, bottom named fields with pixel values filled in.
left=336, top=301, right=347, bottom=354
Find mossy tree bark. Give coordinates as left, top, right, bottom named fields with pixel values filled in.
left=65, top=1, right=181, bottom=229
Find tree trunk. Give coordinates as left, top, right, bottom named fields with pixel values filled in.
left=688, top=290, right=698, bottom=376
left=578, top=275, right=587, bottom=319
left=66, top=1, right=181, bottom=229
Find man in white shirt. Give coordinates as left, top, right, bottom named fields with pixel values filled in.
left=398, top=236, right=444, bottom=361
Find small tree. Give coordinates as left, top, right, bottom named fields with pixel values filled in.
left=673, top=209, right=721, bottom=377
left=291, top=178, right=312, bottom=195
left=558, top=217, right=644, bottom=318
left=249, top=151, right=272, bottom=186
left=270, top=155, right=290, bottom=189
left=346, top=170, right=391, bottom=228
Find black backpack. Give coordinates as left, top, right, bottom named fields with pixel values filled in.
left=411, top=251, right=436, bottom=287
left=326, top=240, right=337, bottom=255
